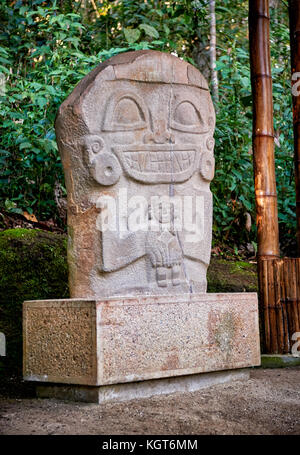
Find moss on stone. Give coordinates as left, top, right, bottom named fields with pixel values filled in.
left=260, top=354, right=300, bottom=368
left=0, top=228, right=69, bottom=383
left=207, top=257, right=258, bottom=293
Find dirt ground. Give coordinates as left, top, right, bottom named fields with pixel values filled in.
left=0, top=367, right=300, bottom=435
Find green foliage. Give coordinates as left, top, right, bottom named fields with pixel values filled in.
left=210, top=1, right=295, bottom=252
left=213, top=42, right=255, bottom=248
left=0, top=0, right=296, bottom=252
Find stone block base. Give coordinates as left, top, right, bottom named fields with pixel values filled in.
left=23, top=293, right=260, bottom=388
left=36, top=368, right=250, bottom=403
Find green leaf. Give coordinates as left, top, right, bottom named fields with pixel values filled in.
left=163, top=24, right=170, bottom=36
left=19, top=142, right=32, bottom=150
left=35, top=97, right=48, bottom=109
left=124, top=28, right=141, bottom=44
left=139, top=24, right=159, bottom=39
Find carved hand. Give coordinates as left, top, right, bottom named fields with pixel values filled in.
left=167, top=236, right=182, bottom=267
left=146, top=232, right=170, bottom=268
left=146, top=231, right=182, bottom=268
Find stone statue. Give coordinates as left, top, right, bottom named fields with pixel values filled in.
left=24, top=51, right=260, bottom=399
left=55, top=50, right=215, bottom=297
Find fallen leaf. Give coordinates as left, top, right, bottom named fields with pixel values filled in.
left=23, top=211, right=38, bottom=222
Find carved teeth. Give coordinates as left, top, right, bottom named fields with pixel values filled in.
left=124, top=150, right=195, bottom=174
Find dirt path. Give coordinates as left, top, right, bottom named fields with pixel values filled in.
left=0, top=368, right=300, bottom=435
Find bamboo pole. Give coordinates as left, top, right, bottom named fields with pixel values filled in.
left=279, top=258, right=290, bottom=352
left=273, top=259, right=284, bottom=352
left=249, top=0, right=280, bottom=261
left=258, top=259, right=270, bottom=351
left=289, top=0, right=300, bottom=255
left=249, top=0, right=280, bottom=353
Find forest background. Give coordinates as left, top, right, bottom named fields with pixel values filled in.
left=0, top=0, right=294, bottom=256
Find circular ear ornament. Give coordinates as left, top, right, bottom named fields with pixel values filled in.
left=90, top=152, right=122, bottom=186
left=81, top=134, right=105, bottom=167
left=200, top=151, right=215, bottom=182
left=206, top=136, right=215, bottom=151
left=89, top=137, right=104, bottom=154
left=83, top=135, right=104, bottom=154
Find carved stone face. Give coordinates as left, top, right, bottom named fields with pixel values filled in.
left=56, top=51, right=215, bottom=298
left=101, top=86, right=213, bottom=184
left=81, top=77, right=215, bottom=187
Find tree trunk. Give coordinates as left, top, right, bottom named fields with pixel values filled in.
left=209, top=0, right=219, bottom=103
left=289, top=0, right=300, bottom=255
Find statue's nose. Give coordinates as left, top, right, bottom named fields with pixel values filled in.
left=144, top=131, right=175, bottom=144
left=143, top=120, right=175, bottom=144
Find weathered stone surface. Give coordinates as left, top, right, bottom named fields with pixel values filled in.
left=23, top=293, right=260, bottom=386
left=55, top=50, right=215, bottom=298
left=36, top=369, right=250, bottom=404
left=23, top=300, right=97, bottom=385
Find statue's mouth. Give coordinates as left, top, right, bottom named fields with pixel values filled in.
left=113, top=145, right=198, bottom=183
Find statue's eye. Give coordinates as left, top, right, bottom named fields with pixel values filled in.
left=171, top=100, right=208, bottom=134
left=103, top=92, right=148, bottom=132
left=174, top=102, right=200, bottom=126
left=114, top=98, right=145, bottom=126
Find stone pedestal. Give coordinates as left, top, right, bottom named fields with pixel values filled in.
left=35, top=369, right=251, bottom=404
left=23, top=293, right=260, bottom=402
